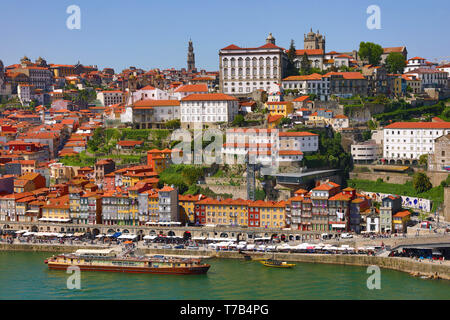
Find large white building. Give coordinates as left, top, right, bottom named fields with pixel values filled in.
left=281, top=73, right=330, bottom=100
left=404, top=57, right=432, bottom=73
left=383, top=122, right=450, bottom=164
left=218, top=33, right=288, bottom=95
left=97, top=90, right=124, bottom=106
left=351, top=141, right=381, bottom=163
left=180, top=93, right=239, bottom=129
left=127, top=85, right=171, bottom=105
left=404, top=68, right=448, bottom=89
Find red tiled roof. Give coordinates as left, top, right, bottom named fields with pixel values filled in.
left=181, top=93, right=237, bottom=101
left=295, top=49, right=324, bottom=56
left=117, top=140, right=143, bottom=147
left=174, top=84, right=208, bottom=93
left=133, top=99, right=179, bottom=108
left=293, top=96, right=310, bottom=102
left=278, top=131, right=318, bottom=137
left=384, top=122, right=450, bottom=129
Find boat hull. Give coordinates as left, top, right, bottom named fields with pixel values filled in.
left=47, top=263, right=210, bottom=275
left=259, top=261, right=295, bottom=268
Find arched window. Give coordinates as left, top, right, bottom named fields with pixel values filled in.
left=238, top=58, right=243, bottom=67
left=223, top=58, right=228, bottom=67
left=245, top=57, right=250, bottom=67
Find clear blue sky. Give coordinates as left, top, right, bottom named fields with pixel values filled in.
left=1, top=0, right=449, bottom=72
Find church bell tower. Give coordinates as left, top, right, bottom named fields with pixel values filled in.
left=187, top=39, right=196, bottom=72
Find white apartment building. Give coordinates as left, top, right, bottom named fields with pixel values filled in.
left=17, top=84, right=44, bottom=106
left=127, top=85, right=171, bottom=105
left=281, top=73, right=330, bottom=100
left=219, top=33, right=288, bottom=95
left=180, top=93, right=239, bottom=129
left=158, top=186, right=179, bottom=223
left=383, top=122, right=450, bottom=163
left=404, top=68, right=448, bottom=89
left=278, top=131, right=319, bottom=153
left=436, top=64, right=450, bottom=78
left=404, top=57, right=432, bottom=73
left=132, top=99, right=180, bottom=128
left=97, top=90, right=124, bottom=106
left=351, top=141, right=381, bottom=163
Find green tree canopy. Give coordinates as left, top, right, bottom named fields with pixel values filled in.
left=286, top=39, right=298, bottom=76
left=412, top=172, right=432, bottom=193
left=232, top=114, right=246, bottom=127
left=300, top=52, right=311, bottom=74
left=385, top=52, right=407, bottom=74
left=358, top=42, right=383, bottom=66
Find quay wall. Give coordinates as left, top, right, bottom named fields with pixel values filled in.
left=2, top=244, right=449, bottom=280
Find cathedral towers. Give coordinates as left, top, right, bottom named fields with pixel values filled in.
left=304, top=28, right=325, bottom=52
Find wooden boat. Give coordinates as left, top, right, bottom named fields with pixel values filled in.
left=44, top=249, right=210, bottom=275
left=259, top=259, right=296, bottom=268
left=259, top=249, right=295, bottom=268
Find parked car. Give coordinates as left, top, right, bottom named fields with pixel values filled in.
left=174, top=244, right=185, bottom=249
left=162, top=245, right=172, bottom=249
left=340, top=233, right=353, bottom=239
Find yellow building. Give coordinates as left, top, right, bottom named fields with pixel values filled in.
left=265, top=101, right=293, bottom=117
left=258, top=201, right=286, bottom=229
left=393, top=210, right=411, bottom=233
left=179, top=194, right=205, bottom=223
left=267, top=114, right=284, bottom=129
left=41, top=195, right=71, bottom=222
left=197, top=198, right=248, bottom=227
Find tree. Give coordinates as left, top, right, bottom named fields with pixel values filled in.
left=362, top=130, right=372, bottom=141
left=232, top=114, right=246, bottom=127
left=300, top=52, right=311, bottom=74
left=419, top=154, right=428, bottom=167
left=278, top=117, right=291, bottom=128
left=413, top=172, right=432, bottom=193
left=165, top=119, right=180, bottom=129
left=286, top=40, right=298, bottom=76
left=385, top=52, right=407, bottom=74
left=358, top=42, right=383, bottom=66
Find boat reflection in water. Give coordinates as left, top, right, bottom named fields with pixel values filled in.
left=44, top=248, right=210, bottom=275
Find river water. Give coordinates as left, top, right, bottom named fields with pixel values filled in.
left=0, top=251, right=448, bottom=299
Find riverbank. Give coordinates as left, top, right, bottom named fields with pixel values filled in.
left=1, top=243, right=449, bottom=281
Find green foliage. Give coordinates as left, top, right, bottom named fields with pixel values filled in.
left=255, top=188, right=266, bottom=201
left=385, top=52, right=407, bottom=74
left=300, top=52, right=311, bottom=74
left=419, top=154, right=428, bottom=167
left=298, top=129, right=352, bottom=178
left=164, top=119, right=181, bottom=130
left=286, top=39, right=299, bottom=76
left=373, top=101, right=445, bottom=124
left=362, top=130, right=372, bottom=141
left=232, top=114, right=247, bottom=127
left=278, top=117, right=291, bottom=127
left=159, top=164, right=205, bottom=194
left=358, top=42, right=383, bottom=66
left=87, top=127, right=105, bottom=152
left=413, top=172, right=432, bottom=193
left=367, top=120, right=377, bottom=130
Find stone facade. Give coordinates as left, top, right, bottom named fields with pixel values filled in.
left=428, top=134, right=450, bottom=172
